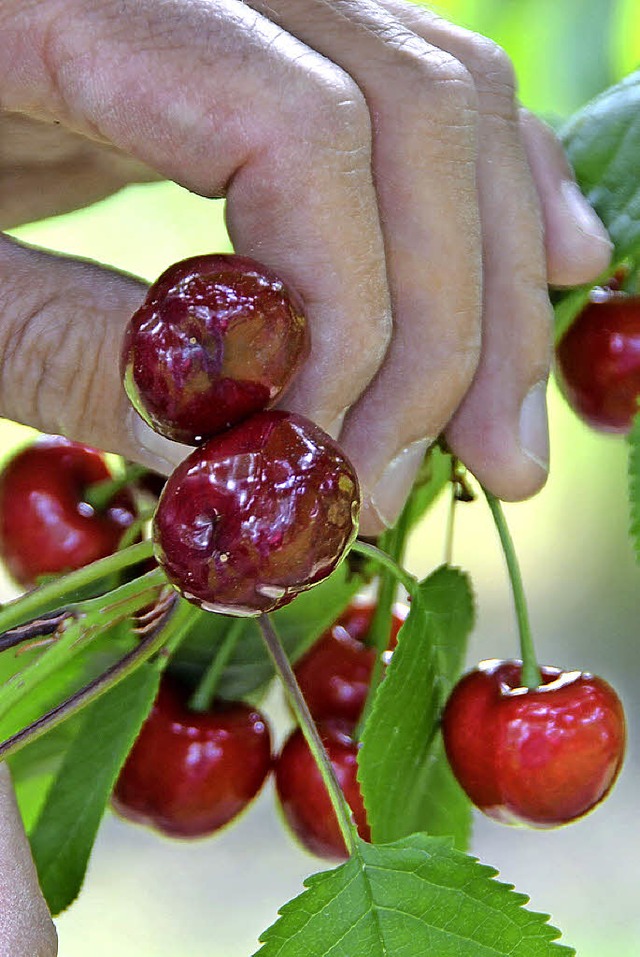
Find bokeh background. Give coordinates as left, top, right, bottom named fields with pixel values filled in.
left=4, top=0, right=640, bottom=954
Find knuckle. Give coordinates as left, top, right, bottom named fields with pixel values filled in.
left=410, top=51, right=478, bottom=125
left=297, top=65, right=372, bottom=154
left=457, top=34, right=517, bottom=106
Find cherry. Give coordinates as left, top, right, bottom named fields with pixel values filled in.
left=112, top=676, right=272, bottom=838
left=0, top=436, right=137, bottom=587
left=152, top=410, right=360, bottom=616
left=555, top=291, right=640, bottom=432
left=122, top=254, right=309, bottom=444
left=274, top=721, right=370, bottom=859
left=441, top=658, right=626, bottom=827
left=294, top=599, right=408, bottom=722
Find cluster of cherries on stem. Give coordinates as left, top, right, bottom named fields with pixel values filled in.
left=0, top=254, right=628, bottom=860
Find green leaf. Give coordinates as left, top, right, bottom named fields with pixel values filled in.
left=554, top=70, right=640, bottom=341
left=255, top=834, right=574, bottom=957
left=28, top=663, right=159, bottom=915
left=628, top=408, right=640, bottom=561
left=170, top=562, right=362, bottom=700
left=358, top=566, right=474, bottom=846
left=403, top=444, right=451, bottom=531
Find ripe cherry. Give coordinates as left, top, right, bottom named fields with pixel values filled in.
left=441, top=658, right=626, bottom=827
left=152, top=410, right=360, bottom=616
left=555, top=291, right=640, bottom=432
left=274, top=721, right=370, bottom=860
left=0, top=436, right=137, bottom=588
left=294, top=599, right=408, bottom=722
left=122, top=254, right=309, bottom=444
left=112, top=676, right=272, bottom=838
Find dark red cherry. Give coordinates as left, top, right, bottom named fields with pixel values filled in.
left=152, top=411, right=360, bottom=616
left=294, top=599, right=408, bottom=722
left=0, top=436, right=137, bottom=587
left=122, top=254, right=309, bottom=443
left=112, top=676, right=272, bottom=838
left=441, top=659, right=626, bottom=827
left=555, top=292, right=640, bottom=432
left=274, top=721, right=370, bottom=860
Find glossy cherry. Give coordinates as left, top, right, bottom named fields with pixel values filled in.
left=555, top=291, right=640, bottom=432
left=441, top=658, right=626, bottom=827
left=112, top=676, right=272, bottom=838
left=152, top=410, right=360, bottom=616
left=122, top=254, right=309, bottom=444
left=274, top=721, right=370, bottom=859
left=0, top=436, right=137, bottom=587
left=294, top=599, right=408, bottom=722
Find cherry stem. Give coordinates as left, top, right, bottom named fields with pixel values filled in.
left=349, top=541, right=417, bottom=598
left=83, top=462, right=149, bottom=512
left=0, top=596, right=197, bottom=763
left=189, top=619, right=245, bottom=712
left=0, top=539, right=155, bottom=634
left=355, top=504, right=412, bottom=740
left=257, top=614, right=358, bottom=857
left=483, top=488, right=541, bottom=689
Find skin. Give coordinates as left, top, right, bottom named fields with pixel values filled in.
left=0, top=0, right=615, bottom=947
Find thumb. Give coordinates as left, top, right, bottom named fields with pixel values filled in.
left=0, top=234, right=190, bottom=472
left=0, top=763, right=57, bottom=957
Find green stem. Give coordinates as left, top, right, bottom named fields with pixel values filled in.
left=0, top=540, right=154, bottom=634
left=350, top=541, right=417, bottom=598
left=0, top=594, right=195, bottom=762
left=189, top=619, right=245, bottom=712
left=482, top=489, right=541, bottom=688
left=0, top=567, right=166, bottom=730
left=258, top=614, right=358, bottom=857
left=84, top=463, right=149, bottom=512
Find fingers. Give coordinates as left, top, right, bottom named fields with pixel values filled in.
left=3, top=0, right=393, bottom=466
left=519, top=110, right=613, bottom=287
left=244, top=0, right=482, bottom=531
left=0, top=764, right=57, bottom=957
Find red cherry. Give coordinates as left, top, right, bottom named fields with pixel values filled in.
left=122, top=254, right=309, bottom=444
left=0, top=436, right=137, bottom=588
left=274, top=721, right=370, bottom=860
left=441, top=659, right=626, bottom=827
left=152, top=411, right=360, bottom=616
left=294, top=599, right=409, bottom=722
left=555, top=292, right=640, bottom=432
left=112, top=676, right=272, bottom=838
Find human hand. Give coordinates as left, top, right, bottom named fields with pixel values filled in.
left=0, top=0, right=612, bottom=538
left=0, top=764, right=57, bottom=956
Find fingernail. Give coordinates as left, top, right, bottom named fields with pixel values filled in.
left=561, top=180, right=613, bottom=252
left=325, top=409, right=347, bottom=440
left=128, top=408, right=191, bottom=475
left=367, top=438, right=430, bottom=528
left=519, top=381, right=549, bottom=473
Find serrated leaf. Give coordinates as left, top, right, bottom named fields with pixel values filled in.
left=554, top=70, right=640, bottom=341
left=255, top=834, right=574, bottom=957
left=28, top=663, right=159, bottom=915
left=170, top=562, right=362, bottom=699
left=627, top=409, right=640, bottom=561
left=358, top=566, right=474, bottom=846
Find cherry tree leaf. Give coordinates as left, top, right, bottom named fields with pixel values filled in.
left=554, top=69, right=640, bottom=341
left=28, top=663, right=159, bottom=915
left=255, top=834, right=574, bottom=957
left=358, top=566, right=474, bottom=846
left=627, top=408, right=640, bottom=562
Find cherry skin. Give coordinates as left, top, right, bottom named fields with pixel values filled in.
left=122, top=253, right=309, bottom=444
left=555, top=291, right=640, bottom=432
left=152, top=410, right=361, bottom=616
left=294, top=599, right=408, bottom=722
left=112, top=676, right=272, bottom=838
left=274, top=721, right=370, bottom=860
left=0, top=436, right=137, bottom=588
left=441, top=658, right=626, bottom=827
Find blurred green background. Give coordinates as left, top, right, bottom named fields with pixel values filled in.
left=4, top=1, right=640, bottom=955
